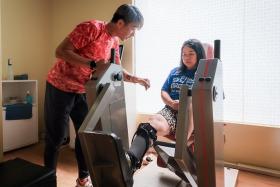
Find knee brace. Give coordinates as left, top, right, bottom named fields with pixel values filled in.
left=133, top=123, right=157, bottom=148
left=128, top=123, right=157, bottom=171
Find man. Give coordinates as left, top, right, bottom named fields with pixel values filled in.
left=44, top=4, right=149, bottom=187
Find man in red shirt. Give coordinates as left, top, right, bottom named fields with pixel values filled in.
left=44, top=4, right=149, bottom=187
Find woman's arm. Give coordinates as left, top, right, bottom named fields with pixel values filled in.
left=161, top=90, right=179, bottom=110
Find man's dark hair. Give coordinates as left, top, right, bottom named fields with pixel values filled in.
left=179, top=39, right=206, bottom=72
left=111, top=4, right=144, bottom=28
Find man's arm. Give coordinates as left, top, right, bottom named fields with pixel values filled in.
left=55, top=37, right=107, bottom=72
left=55, top=37, right=92, bottom=66
left=122, top=69, right=150, bottom=90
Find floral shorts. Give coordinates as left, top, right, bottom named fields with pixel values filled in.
left=157, top=105, right=178, bottom=135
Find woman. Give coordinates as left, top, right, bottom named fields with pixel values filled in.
left=150, top=39, right=205, bottom=136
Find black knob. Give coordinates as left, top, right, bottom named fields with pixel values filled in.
left=199, top=77, right=205, bottom=81
left=205, top=77, right=211, bottom=82
left=113, top=73, right=122, bottom=81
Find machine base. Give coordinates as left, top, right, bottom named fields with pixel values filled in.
left=80, top=131, right=133, bottom=187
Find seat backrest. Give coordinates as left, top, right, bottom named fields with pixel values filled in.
left=202, top=43, right=214, bottom=59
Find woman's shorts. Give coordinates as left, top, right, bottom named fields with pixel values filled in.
left=157, top=105, right=178, bottom=135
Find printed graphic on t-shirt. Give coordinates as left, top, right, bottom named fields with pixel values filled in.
left=171, top=76, right=195, bottom=91
left=169, top=75, right=194, bottom=100
left=162, top=67, right=196, bottom=100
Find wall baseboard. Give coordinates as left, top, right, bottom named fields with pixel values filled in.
left=224, top=161, right=280, bottom=178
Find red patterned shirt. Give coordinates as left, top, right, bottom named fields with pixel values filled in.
left=47, top=20, right=120, bottom=93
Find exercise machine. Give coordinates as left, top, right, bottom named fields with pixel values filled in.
left=78, top=41, right=236, bottom=187
left=79, top=48, right=133, bottom=187
left=152, top=40, right=224, bottom=187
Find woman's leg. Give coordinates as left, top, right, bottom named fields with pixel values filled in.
left=148, top=114, right=171, bottom=136
left=127, top=121, right=157, bottom=171
left=127, top=106, right=177, bottom=171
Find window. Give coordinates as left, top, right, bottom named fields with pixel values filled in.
left=135, top=0, right=280, bottom=126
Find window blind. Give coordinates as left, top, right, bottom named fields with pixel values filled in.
left=135, top=0, right=280, bottom=126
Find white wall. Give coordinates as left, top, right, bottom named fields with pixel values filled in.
left=1, top=0, right=52, bottom=137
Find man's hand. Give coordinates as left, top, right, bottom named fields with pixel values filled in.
left=122, top=70, right=151, bottom=90
left=137, top=78, right=150, bottom=90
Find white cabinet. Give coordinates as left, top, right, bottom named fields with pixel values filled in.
left=2, top=80, right=38, bottom=152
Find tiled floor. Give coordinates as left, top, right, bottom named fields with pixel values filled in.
left=3, top=142, right=280, bottom=187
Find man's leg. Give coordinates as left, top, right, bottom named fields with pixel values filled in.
left=70, top=93, right=89, bottom=180
left=44, top=82, right=74, bottom=172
